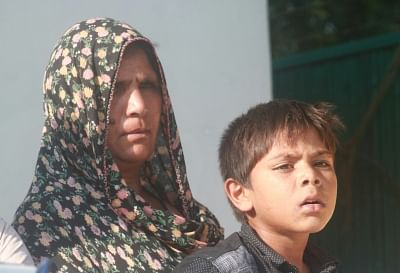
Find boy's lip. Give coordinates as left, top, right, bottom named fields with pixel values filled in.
left=299, top=197, right=326, bottom=212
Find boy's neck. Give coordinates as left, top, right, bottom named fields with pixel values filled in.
left=249, top=223, right=310, bottom=273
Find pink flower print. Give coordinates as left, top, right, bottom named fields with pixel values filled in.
left=144, top=251, right=162, bottom=270
left=135, top=193, right=145, bottom=203
left=90, top=255, right=100, bottom=267
left=72, top=33, right=81, bottom=43
left=118, top=217, right=128, bottom=231
left=62, top=56, right=72, bottom=66
left=116, top=208, right=128, bottom=218
left=71, top=124, right=78, bottom=135
left=121, top=32, right=130, bottom=39
left=56, top=107, right=64, bottom=119
left=111, top=163, right=119, bottom=171
left=50, top=119, right=58, bottom=129
left=81, top=47, right=92, bottom=56
left=39, top=232, right=53, bottom=247
left=105, top=252, right=115, bottom=265
left=75, top=226, right=83, bottom=238
left=53, top=200, right=62, bottom=210
left=83, top=69, right=94, bottom=80
left=173, top=215, right=186, bottom=225
left=143, top=250, right=151, bottom=261
left=64, top=208, right=73, bottom=218
left=143, top=206, right=153, bottom=217
left=67, top=176, right=76, bottom=187
left=58, top=208, right=73, bottom=219
left=91, top=225, right=101, bottom=236
left=75, top=97, right=83, bottom=110
left=25, top=210, right=34, bottom=220
left=86, top=19, right=96, bottom=24
left=73, top=92, right=84, bottom=109
left=117, top=247, right=126, bottom=260
left=95, top=27, right=109, bottom=37
left=82, top=137, right=90, bottom=147
left=120, top=178, right=128, bottom=187
left=31, top=186, right=39, bottom=194
left=100, top=217, right=109, bottom=226
left=156, top=248, right=168, bottom=259
left=151, top=259, right=162, bottom=270
left=17, top=225, right=25, bottom=234
left=117, top=189, right=129, bottom=200
left=72, top=247, right=82, bottom=261
left=55, top=48, right=62, bottom=60
left=101, top=74, right=111, bottom=84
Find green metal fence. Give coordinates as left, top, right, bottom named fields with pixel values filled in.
left=273, top=33, right=400, bottom=273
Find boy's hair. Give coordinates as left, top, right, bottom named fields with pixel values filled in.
left=218, top=99, right=344, bottom=222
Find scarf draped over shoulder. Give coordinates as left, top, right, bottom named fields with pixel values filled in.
left=13, top=17, right=223, bottom=273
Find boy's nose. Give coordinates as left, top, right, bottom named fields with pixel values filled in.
left=301, top=177, right=321, bottom=186
left=299, top=166, right=321, bottom=186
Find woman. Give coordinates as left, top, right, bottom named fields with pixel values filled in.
left=13, top=18, right=223, bottom=273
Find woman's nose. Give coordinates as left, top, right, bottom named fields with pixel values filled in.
left=126, top=90, right=146, bottom=116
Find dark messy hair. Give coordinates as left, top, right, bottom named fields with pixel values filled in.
left=218, top=99, right=344, bottom=222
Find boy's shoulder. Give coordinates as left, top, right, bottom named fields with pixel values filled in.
left=174, top=224, right=338, bottom=273
left=174, top=232, right=259, bottom=273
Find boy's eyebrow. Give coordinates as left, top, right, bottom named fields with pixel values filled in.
left=268, top=149, right=333, bottom=161
left=310, top=150, right=334, bottom=157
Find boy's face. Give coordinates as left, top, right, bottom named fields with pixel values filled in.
left=245, top=128, right=337, bottom=236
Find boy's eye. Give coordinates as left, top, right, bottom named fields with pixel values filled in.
left=273, top=163, right=294, bottom=171
left=314, top=160, right=331, bottom=168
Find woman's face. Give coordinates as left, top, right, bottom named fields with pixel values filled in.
left=107, top=46, right=162, bottom=172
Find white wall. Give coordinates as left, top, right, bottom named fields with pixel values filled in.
left=0, top=0, right=271, bottom=236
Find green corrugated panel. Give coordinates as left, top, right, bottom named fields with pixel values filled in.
left=273, top=33, right=400, bottom=273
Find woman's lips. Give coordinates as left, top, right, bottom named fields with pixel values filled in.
left=124, top=129, right=150, bottom=141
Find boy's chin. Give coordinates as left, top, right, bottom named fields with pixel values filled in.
left=302, top=219, right=331, bottom=234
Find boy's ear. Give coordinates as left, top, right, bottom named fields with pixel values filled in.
left=224, top=178, right=253, bottom=213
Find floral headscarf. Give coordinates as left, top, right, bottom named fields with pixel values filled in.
left=12, top=18, right=223, bottom=273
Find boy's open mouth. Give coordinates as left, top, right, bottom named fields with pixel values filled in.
left=300, top=198, right=325, bottom=207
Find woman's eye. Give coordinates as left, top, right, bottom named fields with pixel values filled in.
left=139, top=81, right=160, bottom=93
left=114, top=82, right=127, bottom=95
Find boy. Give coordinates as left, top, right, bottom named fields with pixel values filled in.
left=174, top=99, right=343, bottom=273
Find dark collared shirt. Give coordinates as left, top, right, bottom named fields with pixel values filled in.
left=174, top=224, right=337, bottom=273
